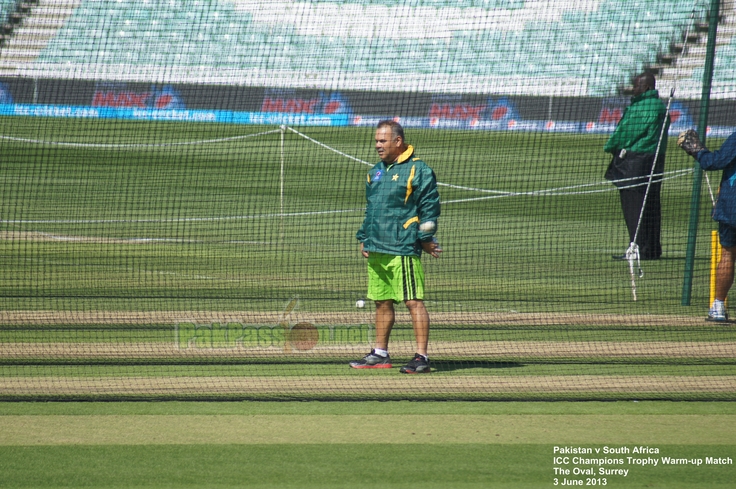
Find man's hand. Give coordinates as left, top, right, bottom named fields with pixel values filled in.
left=421, top=239, right=443, bottom=258
left=677, top=129, right=705, bottom=158
left=360, top=242, right=369, bottom=258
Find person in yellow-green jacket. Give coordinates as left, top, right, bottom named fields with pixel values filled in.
left=351, top=120, right=441, bottom=374
left=604, top=72, right=670, bottom=261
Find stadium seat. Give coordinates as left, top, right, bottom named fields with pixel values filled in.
left=28, top=0, right=728, bottom=97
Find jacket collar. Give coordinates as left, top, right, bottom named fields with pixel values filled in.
left=632, top=89, right=660, bottom=104
left=394, top=145, right=414, bottom=164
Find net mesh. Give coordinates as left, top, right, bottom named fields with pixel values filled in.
left=0, top=0, right=735, bottom=400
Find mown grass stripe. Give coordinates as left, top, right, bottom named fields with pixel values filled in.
left=1, top=414, right=735, bottom=446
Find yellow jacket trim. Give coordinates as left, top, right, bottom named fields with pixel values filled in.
left=403, top=216, right=419, bottom=229
left=404, top=164, right=416, bottom=204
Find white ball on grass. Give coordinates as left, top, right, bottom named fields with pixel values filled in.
left=355, top=299, right=365, bottom=309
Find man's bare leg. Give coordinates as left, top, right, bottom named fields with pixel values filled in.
left=405, top=299, right=429, bottom=357
left=716, top=246, right=736, bottom=302
left=374, top=300, right=395, bottom=350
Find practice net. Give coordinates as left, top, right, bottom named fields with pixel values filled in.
left=0, top=0, right=735, bottom=400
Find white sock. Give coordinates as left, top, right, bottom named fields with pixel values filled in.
left=374, top=348, right=388, bottom=357
left=713, top=299, right=724, bottom=307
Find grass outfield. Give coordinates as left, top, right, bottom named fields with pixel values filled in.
left=0, top=117, right=719, bottom=313
left=0, top=117, right=734, bottom=401
left=0, top=401, right=734, bottom=488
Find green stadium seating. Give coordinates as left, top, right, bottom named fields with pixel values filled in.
left=33, top=0, right=712, bottom=96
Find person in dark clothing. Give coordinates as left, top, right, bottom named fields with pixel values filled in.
left=604, top=73, right=670, bottom=260
left=679, top=128, right=736, bottom=321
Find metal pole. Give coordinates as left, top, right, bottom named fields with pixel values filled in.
left=280, top=125, right=285, bottom=243
left=682, top=0, right=720, bottom=305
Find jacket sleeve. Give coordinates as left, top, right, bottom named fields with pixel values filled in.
left=603, top=108, right=630, bottom=153
left=415, top=165, right=441, bottom=242
left=356, top=218, right=367, bottom=242
left=355, top=172, right=370, bottom=242
left=697, top=131, right=736, bottom=171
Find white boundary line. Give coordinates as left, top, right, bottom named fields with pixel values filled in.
left=0, top=128, right=282, bottom=148
left=2, top=208, right=363, bottom=225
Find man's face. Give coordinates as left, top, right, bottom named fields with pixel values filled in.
left=632, top=77, right=650, bottom=96
left=375, top=127, right=402, bottom=163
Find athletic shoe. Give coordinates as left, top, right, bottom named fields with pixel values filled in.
left=707, top=301, right=729, bottom=322
left=349, top=349, right=392, bottom=369
left=399, top=353, right=431, bottom=374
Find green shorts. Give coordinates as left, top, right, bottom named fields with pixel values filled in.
left=367, top=252, right=425, bottom=303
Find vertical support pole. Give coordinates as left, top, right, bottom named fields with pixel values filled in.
left=710, top=230, right=720, bottom=306
left=682, top=0, right=720, bottom=305
left=280, top=125, right=286, bottom=243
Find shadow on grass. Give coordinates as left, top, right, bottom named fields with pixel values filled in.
left=428, top=360, right=526, bottom=373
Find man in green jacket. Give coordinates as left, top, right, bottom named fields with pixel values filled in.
left=350, top=120, right=441, bottom=374
left=604, top=73, right=669, bottom=260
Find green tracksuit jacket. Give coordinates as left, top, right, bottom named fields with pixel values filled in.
left=356, top=145, right=440, bottom=257
left=603, top=89, right=669, bottom=155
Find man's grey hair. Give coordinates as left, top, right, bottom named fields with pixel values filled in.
left=377, top=120, right=405, bottom=143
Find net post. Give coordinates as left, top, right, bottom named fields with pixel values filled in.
left=682, top=0, right=720, bottom=305
left=280, top=124, right=286, bottom=243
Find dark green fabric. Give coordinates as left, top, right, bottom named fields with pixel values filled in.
left=357, top=147, right=441, bottom=257
left=604, top=90, right=669, bottom=155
